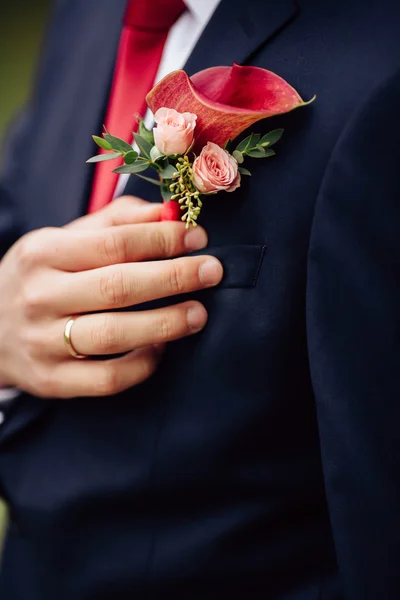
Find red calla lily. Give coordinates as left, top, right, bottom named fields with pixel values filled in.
left=146, top=63, right=315, bottom=150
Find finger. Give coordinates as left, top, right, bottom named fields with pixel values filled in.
left=55, top=255, right=223, bottom=314
left=52, top=301, right=208, bottom=358
left=36, top=346, right=164, bottom=399
left=46, top=221, right=208, bottom=272
left=66, top=196, right=162, bottom=230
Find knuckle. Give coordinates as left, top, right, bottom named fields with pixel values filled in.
left=100, top=231, right=129, bottom=265
left=137, top=352, right=158, bottom=383
left=21, top=283, right=46, bottom=320
left=165, top=262, right=185, bottom=295
left=99, top=270, right=129, bottom=307
left=92, top=314, right=121, bottom=353
left=103, top=196, right=144, bottom=225
left=16, top=228, right=56, bottom=271
left=114, top=195, right=142, bottom=208
left=151, top=227, right=178, bottom=258
left=95, top=363, right=120, bottom=396
left=157, top=315, right=173, bottom=342
left=106, top=196, right=127, bottom=213
left=31, top=365, right=57, bottom=398
left=152, top=229, right=168, bottom=256
left=16, top=236, right=42, bottom=272
left=102, top=198, right=129, bottom=226
left=112, top=195, right=136, bottom=210
left=23, top=328, right=47, bottom=358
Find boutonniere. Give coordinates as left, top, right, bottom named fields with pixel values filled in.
left=88, top=64, right=315, bottom=228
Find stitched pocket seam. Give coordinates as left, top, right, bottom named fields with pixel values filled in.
left=252, top=244, right=267, bottom=287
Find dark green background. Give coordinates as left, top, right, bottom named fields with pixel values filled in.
left=0, top=0, right=51, bottom=553
left=0, top=1, right=51, bottom=148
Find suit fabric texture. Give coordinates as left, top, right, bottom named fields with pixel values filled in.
left=0, top=0, right=399, bottom=598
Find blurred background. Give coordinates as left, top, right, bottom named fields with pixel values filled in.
left=0, top=0, right=51, bottom=555
left=0, top=1, right=51, bottom=148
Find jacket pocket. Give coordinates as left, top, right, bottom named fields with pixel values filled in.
left=190, top=244, right=266, bottom=288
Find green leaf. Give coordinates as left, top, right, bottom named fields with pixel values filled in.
left=247, top=133, right=261, bottom=151
left=134, top=133, right=153, bottom=159
left=138, top=119, right=155, bottom=146
left=124, top=150, right=138, bottom=164
left=236, top=134, right=253, bottom=153
left=247, top=148, right=276, bottom=159
left=113, top=161, right=151, bottom=174
left=86, top=152, right=120, bottom=163
left=92, top=135, right=112, bottom=151
left=159, top=163, right=178, bottom=179
left=238, top=167, right=252, bottom=176
left=247, top=149, right=268, bottom=158
left=260, top=129, right=284, bottom=147
left=249, top=132, right=261, bottom=146
left=236, top=132, right=261, bottom=154
left=247, top=149, right=266, bottom=158
left=103, top=134, right=133, bottom=154
left=232, top=150, right=244, bottom=164
left=134, top=173, right=162, bottom=186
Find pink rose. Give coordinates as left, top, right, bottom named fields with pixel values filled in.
left=192, top=142, right=241, bottom=194
left=153, top=107, right=197, bottom=156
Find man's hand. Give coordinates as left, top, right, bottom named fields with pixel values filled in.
left=0, top=197, right=223, bottom=398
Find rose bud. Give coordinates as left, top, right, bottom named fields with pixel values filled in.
left=153, top=107, right=197, bottom=156
left=192, top=142, right=241, bottom=194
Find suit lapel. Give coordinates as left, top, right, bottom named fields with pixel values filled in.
left=125, top=0, right=299, bottom=200
left=184, top=0, right=298, bottom=74
left=37, top=0, right=127, bottom=227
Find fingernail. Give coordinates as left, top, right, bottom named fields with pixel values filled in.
left=199, top=258, right=223, bottom=286
left=187, top=304, right=208, bottom=332
left=184, top=228, right=208, bottom=251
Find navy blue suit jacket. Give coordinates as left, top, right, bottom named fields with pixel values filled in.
left=0, top=0, right=400, bottom=598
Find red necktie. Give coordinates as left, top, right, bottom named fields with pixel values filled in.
left=88, top=0, right=186, bottom=214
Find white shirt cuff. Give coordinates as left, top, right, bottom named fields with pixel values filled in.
left=0, top=388, right=20, bottom=402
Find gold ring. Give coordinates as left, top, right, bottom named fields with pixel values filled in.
left=64, top=316, right=87, bottom=359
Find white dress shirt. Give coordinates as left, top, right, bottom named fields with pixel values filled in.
left=115, top=0, right=221, bottom=197
left=0, top=0, right=221, bottom=414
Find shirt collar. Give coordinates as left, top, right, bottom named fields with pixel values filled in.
left=184, top=0, right=221, bottom=25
